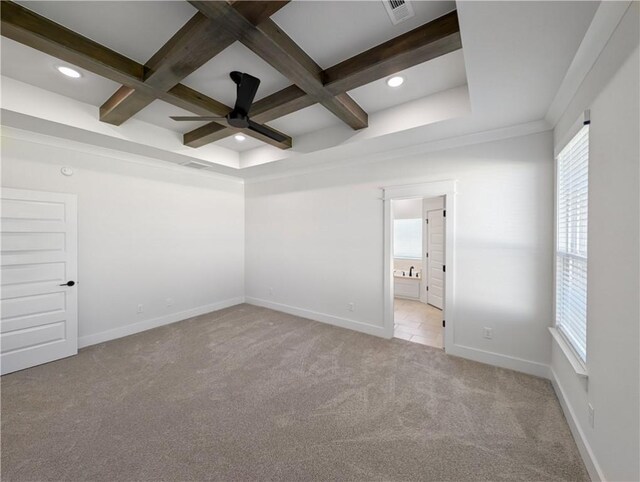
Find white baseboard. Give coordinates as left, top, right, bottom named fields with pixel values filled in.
left=246, top=299, right=548, bottom=377
left=447, top=343, right=551, bottom=379
left=245, top=297, right=387, bottom=338
left=394, top=295, right=421, bottom=301
left=549, top=367, right=604, bottom=482
left=78, top=297, right=245, bottom=348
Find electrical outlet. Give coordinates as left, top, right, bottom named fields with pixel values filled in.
left=588, top=403, right=595, bottom=428
left=166, top=298, right=174, bottom=307
left=137, top=304, right=144, bottom=314
left=348, top=302, right=355, bottom=312
left=269, top=287, right=274, bottom=296
left=483, top=327, right=493, bottom=339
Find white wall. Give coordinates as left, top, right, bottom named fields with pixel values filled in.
left=245, top=131, right=554, bottom=372
left=392, top=198, right=422, bottom=219
left=550, top=4, right=639, bottom=481
left=1, top=132, right=245, bottom=345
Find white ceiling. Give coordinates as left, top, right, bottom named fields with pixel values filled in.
left=459, top=0, right=600, bottom=126
left=0, top=37, right=121, bottom=106
left=15, top=1, right=196, bottom=64
left=271, top=0, right=456, bottom=69
left=267, top=104, right=341, bottom=138
left=348, top=49, right=467, bottom=114
left=181, top=42, right=292, bottom=107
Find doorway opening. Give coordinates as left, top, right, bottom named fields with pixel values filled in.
left=391, top=196, right=445, bottom=348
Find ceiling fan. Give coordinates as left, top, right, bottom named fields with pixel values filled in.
left=170, top=71, right=288, bottom=145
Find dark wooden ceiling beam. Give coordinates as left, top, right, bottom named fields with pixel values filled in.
left=99, top=86, right=157, bottom=126
left=322, top=10, right=461, bottom=95
left=190, top=1, right=369, bottom=131
left=183, top=10, right=461, bottom=149
left=250, top=85, right=314, bottom=123
left=1, top=0, right=292, bottom=150
left=99, top=2, right=288, bottom=126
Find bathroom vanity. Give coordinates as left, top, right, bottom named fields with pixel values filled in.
left=393, top=269, right=421, bottom=299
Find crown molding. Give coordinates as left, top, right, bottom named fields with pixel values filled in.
left=244, top=118, right=551, bottom=184
left=545, top=1, right=632, bottom=127
left=0, top=124, right=245, bottom=184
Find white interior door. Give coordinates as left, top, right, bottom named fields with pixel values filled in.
left=1, top=188, right=78, bottom=375
left=427, top=209, right=444, bottom=309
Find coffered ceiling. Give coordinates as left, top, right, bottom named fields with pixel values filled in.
left=0, top=1, right=600, bottom=177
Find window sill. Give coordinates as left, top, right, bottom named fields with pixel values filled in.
left=549, top=327, right=588, bottom=378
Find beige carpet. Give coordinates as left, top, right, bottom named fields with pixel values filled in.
left=1, top=304, right=588, bottom=481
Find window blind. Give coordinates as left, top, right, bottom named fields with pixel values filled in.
left=556, top=124, right=589, bottom=362
left=393, top=219, right=422, bottom=259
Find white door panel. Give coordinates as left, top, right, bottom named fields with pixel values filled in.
left=1, top=263, right=66, bottom=286
left=1, top=322, right=66, bottom=353
left=2, top=232, right=66, bottom=252
left=2, top=198, right=66, bottom=219
left=2, top=291, right=66, bottom=319
left=2, top=309, right=68, bottom=334
left=1, top=188, right=78, bottom=375
left=427, top=209, right=444, bottom=309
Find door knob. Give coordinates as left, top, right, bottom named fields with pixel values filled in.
left=60, top=281, right=76, bottom=287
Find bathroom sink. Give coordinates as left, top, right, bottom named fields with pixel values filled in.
left=393, top=270, right=420, bottom=279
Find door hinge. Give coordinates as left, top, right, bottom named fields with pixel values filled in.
left=426, top=252, right=429, bottom=258
left=425, top=218, right=429, bottom=224
left=442, top=319, right=446, bottom=327
left=443, top=210, right=446, bottom=217
left=442, top=265, right=446, bottom=273
left=426, top=286, right=429, bottom=291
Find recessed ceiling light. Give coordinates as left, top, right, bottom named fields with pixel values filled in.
left=234, top=134, right=246, bottom=142
left=57, top=66, right=81, bottom=78
left=387, top=76, right=404, bottom=87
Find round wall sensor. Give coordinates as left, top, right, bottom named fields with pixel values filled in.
left=61, top=166, right=74, bottom=176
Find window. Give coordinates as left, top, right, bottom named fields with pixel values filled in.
left=394, top=218, right=422, bottom=259
left=555, top=124, right=589, bottom=362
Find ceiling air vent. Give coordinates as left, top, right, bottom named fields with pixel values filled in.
left=382, top=0, right=415, bottom=25
left=182, top=161, right=210, bottom=170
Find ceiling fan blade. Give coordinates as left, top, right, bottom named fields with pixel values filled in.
left=247, top=119, right=291, bottom=146
left=170, top=116, right=226, bottom=121
left=233, top=72, right=260, bottom=115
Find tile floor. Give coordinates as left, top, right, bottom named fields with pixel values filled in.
left=394, top=298, right=443, bottom=348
